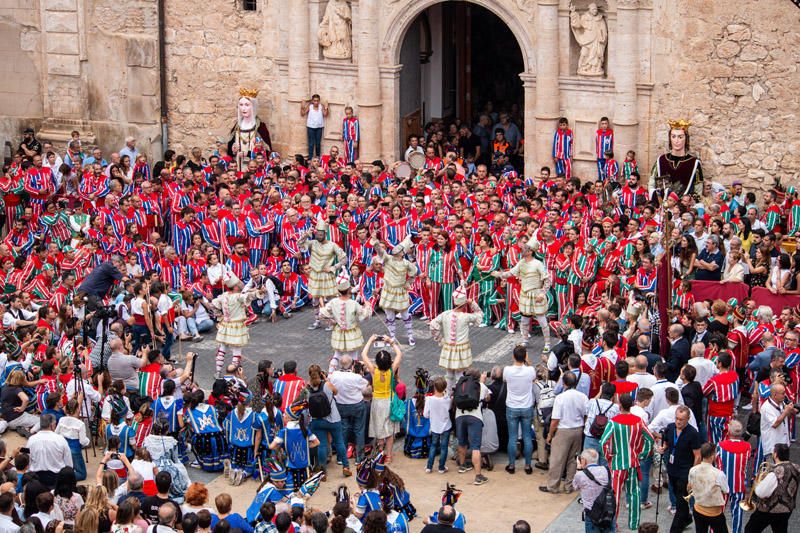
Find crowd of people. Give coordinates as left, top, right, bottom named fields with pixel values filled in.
left=0, top=103, right=799, bottom=533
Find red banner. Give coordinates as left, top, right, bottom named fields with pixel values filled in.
left=690, top=280, right=749, bottom=304
left=751, top=287, right=800, bottom=314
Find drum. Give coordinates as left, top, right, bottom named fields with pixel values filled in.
left=408, top=151, right=425, bottom=170
left=395, top=161, right=412, bottom=179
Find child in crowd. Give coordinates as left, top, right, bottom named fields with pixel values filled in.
left=552, top=117, right=573, bottom=180
left=595, top=116, right=614, bottom=180
left=423, top=377, right=451, bottom=474
left=622, top=150, right=639, bottom=180
left=341, top=106, right=360, bottom=164
left=269, top=400, right=319, bottom=490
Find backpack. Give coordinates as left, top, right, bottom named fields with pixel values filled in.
left=589, top=400, right=613, bottom=438
left=453, top=375, right=481, bottom=411
left=583, top=466, right=616, bottom=528
left=307, top=383, right=332, bottom=419
left=535, top=380, right=556, bottom=420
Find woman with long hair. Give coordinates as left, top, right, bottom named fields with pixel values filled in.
left=84, top=485, right=115, bottom=533
left=362, top=510, right=388, bottom=533
left=360, top=337, right=403, bottom=464
left=678, top=234, right=698, bottom=280
left=73, top=508, right=99, bottom=533
left=767, top=252, right=793, bottom=295
left=52, top=467, right=83, bottom=526
left=307, top=364, right=350, bottom=477
left=745, top=245, right=770, bottom=288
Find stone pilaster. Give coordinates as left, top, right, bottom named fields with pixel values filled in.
left=287, top=0, right=310, bottom=155
left=356, top=0, right=382, bottom=162
left=534, top=0, right=560, bottom=171
left=520, top=73, right=537, bottom=179
left=38, top=0, right=94, bottom=143
left=380, top=65, right=403, bottom=163
left=614, top=0, right=639, bottom=161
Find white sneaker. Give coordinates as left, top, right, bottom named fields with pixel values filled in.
left=223, top=459, right=231, bottom=479
left=325, top=324, right=334, bottom=331
left=308, top=321, right=320, bottom=330
left=741, top=403, right=753, bottom=411
left=408, top=337, right=416, bottom=347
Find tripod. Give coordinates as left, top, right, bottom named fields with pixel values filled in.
left=70, top=359, right=97, bottom=460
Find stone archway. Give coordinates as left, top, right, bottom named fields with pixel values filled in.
left=379, top=0, right=539, bottom=176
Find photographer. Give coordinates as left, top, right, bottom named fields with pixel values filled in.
left=329, top=354, right=370, bottom=464
left=76, top=254, right=127, bottom=312
left=107, top=339, right=148, bottom=395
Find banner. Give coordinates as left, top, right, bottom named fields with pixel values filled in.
left=751, top=287, right=800, bottom=315
left=690, top=280, right=749, bottom=305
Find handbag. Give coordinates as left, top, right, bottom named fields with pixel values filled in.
left=389, top=370, right=405, bottom=423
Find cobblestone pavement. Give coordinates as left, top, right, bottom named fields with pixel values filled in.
left=187, top=306, right=546, bottom=391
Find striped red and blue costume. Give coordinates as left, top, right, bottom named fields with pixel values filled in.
left=342, top=117, right=360, bottom=163
left=157, top=257, right=185, bottom=291
left=357, top=270, right=383, bottom=308
left=595, top=128, right=614, bottom=180
left=717, top=438, right=750, bottom=533
left=185, top=259, right=206, bottom=284
left=246, top=210, right=274, bottom=267
left=226, top=254, right=252, bottom=283
left=552, top=128, right=573, bottom=179
left=702, top=370, right=739, bottom=443
left=24, top=167, right=54, bottom=218
left=635, top=266, right=657, bottom=293
left=130, top=244, right=157, bottom=272
left=172, top=220, right=195, bottom=257
left=348, top=238, right=375, bottom=270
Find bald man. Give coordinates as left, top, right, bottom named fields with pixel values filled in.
left=628, top=355, right=657, bottom=389
left=666, top=324, right=690, bottom=382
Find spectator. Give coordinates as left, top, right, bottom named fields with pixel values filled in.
left=306, top=364, right=350, bottom=478
left=572, top=448, right=613, bottom=533
left=141, top=472, right=182, bottom=525
left=52, top=467, right=83, bottom=526
left=760, top=383, right=795, bottom=458
left=503, top=345, right=536, bottom=475
left=423, top=377, right=452, bottom=474
left=360, top=336, right=404, bottom=464
left=28, top=414, right=71, bottom=488
left=328, top=355, right=369, bottom=464
left=145, top=503, right=179, bottom=533
left=665, top=324, right=690, bottom=382
left=273, top=360, right=306, bottom=409
left=420, top=506, right=465, bottom=533
left=0, top=371, right=41, bottom=436
left=454, top=368, right=490, bottom=486
left=107, top=341, right=147, bottom=394
left=583, top=382, right=618, bottom=467
left=540, top=371, right=588, bottom=494
left=210, top=493, right=252, bottom=533
left=658, top=406, right=702, bottom=533
left=694, top=236, right=724, bottom=281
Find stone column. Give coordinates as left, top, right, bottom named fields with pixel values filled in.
left=534, top=0, right=560, bottom=170
left=380, top=65, right=403, bottom=162
left=287, top=0, right=310, bottom=155
left=614, top=0, right=639, bottom=161
left=520, top=73, right=536, bottom=179
left=356, top=0, right=383, bottom=161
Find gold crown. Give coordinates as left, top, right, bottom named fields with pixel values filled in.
left=667, top=119, right=692, bottom=131
left=239, top=87, right=260, bottom=99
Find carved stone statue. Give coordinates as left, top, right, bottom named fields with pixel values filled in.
left=569, top=2, right=608, bottom=77
left=318, top=0, right=352, bottom=60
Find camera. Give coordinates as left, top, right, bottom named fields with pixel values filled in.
left=110, top=453, right=119, bottom=460
left=94, top=304, right=117, bottom=320
left=271, top=368, right=284, bottom=380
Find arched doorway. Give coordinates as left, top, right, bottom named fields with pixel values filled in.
left=397, top=1, right=526, bottom=157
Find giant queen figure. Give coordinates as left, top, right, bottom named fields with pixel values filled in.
left=649, top=119, right=704, bottom=198
left=228, top=87, right=273, bottom=166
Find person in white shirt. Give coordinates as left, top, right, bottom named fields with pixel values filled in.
left=403, top=135, right=424, bottom=162
left=147, top=503, right=180, bottom=533
left=119, top=136, right=138, bottom=162
left=503, top=345, right=537, bottom=474
left=64, top=365, right=102, bottom=419
left=423, top=377, right=452, bottom=474
left=684, top=342, right=717, bottom=387
left=328, top=355, right=370, bottom=463
left=760, top=383, right=795, bottom=457
left=583, top=383, right=619, bottom=467
left=631, top=388, right=653, bottom=424
left=30, top=492, right=56, bottom=529
left=647, top=361, right=685, bottom=421
left=2, top=295, right=36, bottom=329
left=648, top=387, right=698, bottom=435
left=627, top=355, right=657, bottom=390
left=540, top=371, right=588, bottom=493
left=0, top=492, right=19, bottom=533
left=28, top=414, right=73, bottom=488
left=301, top=94, right=329, bottom=159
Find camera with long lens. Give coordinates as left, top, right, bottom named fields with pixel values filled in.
left=94, top=304, right=117, bottom=320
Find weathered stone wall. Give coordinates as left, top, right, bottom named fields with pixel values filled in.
left=0, top=0, right=44, bottom=148
left=651, top=0, right=800, bottom=191
left=163, top=0, right=276, bottom=154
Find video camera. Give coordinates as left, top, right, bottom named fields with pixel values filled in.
left=94, top=304, right=117, bottom=320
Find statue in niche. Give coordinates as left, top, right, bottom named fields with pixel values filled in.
left=569, top=2, right=608, bottom=77
left=318, top=0, right=352, bottom=60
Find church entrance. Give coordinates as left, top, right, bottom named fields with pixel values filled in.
left=398, top=1, right=525, bottom=151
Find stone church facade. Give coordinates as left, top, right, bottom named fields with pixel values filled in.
left=1, top=0, right=798, bottom=188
